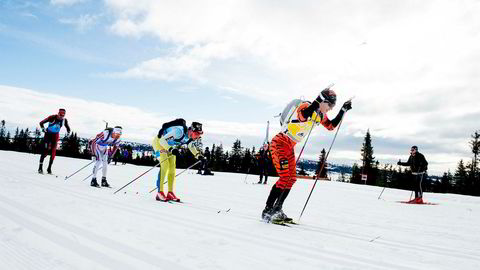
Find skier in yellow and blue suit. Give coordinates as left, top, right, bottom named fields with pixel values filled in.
left=152, top=119, right=203, bottom=202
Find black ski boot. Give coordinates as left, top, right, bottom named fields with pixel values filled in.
left=101, top=177, right=110, bottom=188
left=91, top=178, right=100, bottom=188
left=47, top=166, right=52, bottom=175
left=38, top=163, right=43, bottom=174
left=261, top=206, right=273, bottom=222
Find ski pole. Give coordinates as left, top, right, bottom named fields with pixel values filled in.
left=64, top=160, right=95, bottom=181
left=149, top=160, right=202, bottom=193
left=114, top=159, right=167, bottom=194
left=378, top=186, right=386, bottom=200
left=298, top=111, right=347, bottom=222
left=82, top=166, right=102, bottom=181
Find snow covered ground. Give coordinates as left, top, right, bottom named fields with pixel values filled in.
left=1, top=150, right=479, bottom=270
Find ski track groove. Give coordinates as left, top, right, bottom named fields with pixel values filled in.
left=177, top=189, right=480, bottom=262
left=0, top=236, right=46, bottom=270
left=0, top=194, right=191, bottom=270
left=24, top=179, right=421, bottom=270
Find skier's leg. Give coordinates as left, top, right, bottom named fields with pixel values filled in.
left=47, top=134, right=59, bottom=173
left=167, top=155, right=180, bottom=201
left=38, top=135, right=50, bottom=172
left=167, top=155, right=176, bottom=192
left=90, top=146, right=104, bottom=187
left=157, top=152, right=169, bottom=193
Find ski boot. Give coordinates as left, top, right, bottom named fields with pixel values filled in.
left=101, top=177, right=110, bottom=188
left=257, top=180, right=262, bottom=184
left=261, top=206, right=273, bottom=222
left=166, top=191, right=180, bottom=202
left=263, top=181, right=267, bottom=185
left=414, top=197, right=424, bottom=204
left=38, top=163, right=44, bottom=174
left=90, top=178, right=100, bottom=188
left=406, top=198, right=417, bottom=204
left=47, top=166, right=52, bottom=175
left=156, top=191, right=168, bottom=202
left=271, top=206, right=293, bottom=224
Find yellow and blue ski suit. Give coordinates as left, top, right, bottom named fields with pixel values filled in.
left=152, top=126, right=200, bottom=193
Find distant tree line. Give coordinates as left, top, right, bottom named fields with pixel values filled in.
left=350, top=129, right=480, bottom=196
left=0, top=120, right=277, bottom=175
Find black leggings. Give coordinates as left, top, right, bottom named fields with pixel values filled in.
left=413, top=174, right=424, bottom=198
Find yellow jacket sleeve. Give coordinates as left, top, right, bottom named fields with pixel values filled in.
left=152, top=136, right=170, bottom=152
left=188, top=141, right=199, bottom=157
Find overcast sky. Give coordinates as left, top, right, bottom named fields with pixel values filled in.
left=1, top=0, right=479, bottom=175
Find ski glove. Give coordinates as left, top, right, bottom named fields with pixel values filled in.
left=41, top=127, right=46, bottom=133
left=169, top=148, right=180, bottom=156
left=197, top=154, right=205, bottom=161
left=155, top=150, right=161, bottom=158
left=341, top=100, right=352, bottom=112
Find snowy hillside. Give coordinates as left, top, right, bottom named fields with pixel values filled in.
left=1, top=150, right=479, bottom=270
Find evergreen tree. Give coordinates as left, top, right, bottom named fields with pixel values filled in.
left=350, top=163, right=361, bottom=183
left=229, top=139, right=243, bottom=172
left=316, top=148, right=327, bottom=179
left=470, top=131, right=480, bottom=176
left=4, top=131, right=11, bottom=149
left=360, top=130, right=375, bottom=185
left=454, top=160, right=467, bottom=194
left=213, top=144, right=225, bottom=171
left=241, top=147, right=252, bottom=173
left=0, top=120, right=5, bottom=148
left=12, top=128, right=20, bottom=151
left=439, top=171, right=453, bottom=193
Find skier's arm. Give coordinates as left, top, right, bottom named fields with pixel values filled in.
left=188, top=141, right=201, bottom=158
left=326, top=101, right=352, bottom=129
left=420, top=154, right=428, bottom=172
left=39, top=115, right=54, bottom=132
left=64, top=118, right=71, bottom=133
left=156, top=128, right=182, bottom=151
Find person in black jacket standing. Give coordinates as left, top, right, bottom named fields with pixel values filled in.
left=257, top=143, right=271, bottom=184
left=398, top=145, right=428, bottom=203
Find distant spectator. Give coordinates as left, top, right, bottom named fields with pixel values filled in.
left=398, top=145, right=428, bottom=204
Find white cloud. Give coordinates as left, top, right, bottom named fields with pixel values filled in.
left=0, top=85, right=267, bottom=144
left=59, top=14, right=100, bottom=32
left=50, top=0, right=86, bottom=6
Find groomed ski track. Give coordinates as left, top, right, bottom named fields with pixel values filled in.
left=1, top=151, right=479, bottom=270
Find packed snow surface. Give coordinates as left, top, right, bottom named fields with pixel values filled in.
left=1, top=151, right=479, bottom=270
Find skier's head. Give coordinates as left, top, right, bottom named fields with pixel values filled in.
left=57, top=108, right=66, bottom=119
left=112, top=126, right=123, bottom=139
left=188, top=122, right=203, bottom=140
left=411, top=145, right=418, bottom=155
left=317, top=89, right=337, bottom=113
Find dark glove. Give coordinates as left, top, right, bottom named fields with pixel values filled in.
left=197, top=154, right=205, bottom=161
left=41, top=127, right=46, bottom=133
left=342, top=100, right=352, bottom=112
left=397, top=160, right=402, bottom=165
left=169, top=148, right=180, bottom=156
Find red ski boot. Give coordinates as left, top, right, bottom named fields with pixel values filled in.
left=166, top=192, right=180, bottom=202
left=156, top=191, right=168, bottom=202
left=406, top=197, right=417, bottom=204
left=414, top=197, right=424, bottom=204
